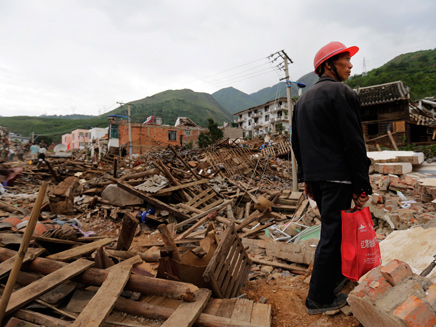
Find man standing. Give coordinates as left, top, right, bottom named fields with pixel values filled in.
left=30, top=143, right=39, bottom=161
left=291, top=41, right=372, bottom=314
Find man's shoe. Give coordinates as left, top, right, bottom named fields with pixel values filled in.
left=334, top=276, right=349, bottom=294
left=306, top=293, right=348, bottom=315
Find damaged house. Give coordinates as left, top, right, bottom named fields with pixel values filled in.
left=106, top=115, right=207, bottom=155
left=357, top=80, right=436, bottom=148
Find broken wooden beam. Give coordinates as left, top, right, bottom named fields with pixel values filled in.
left=4, top=258, right=94, bottom=317
left=71, top=256, right=142, bottom=327
left=161, top=289, right=211, bottom=327
left=112, top=178, right=190, bottom=221
left=116, top=213, right=138, bottom=251
left=158, top=224, right=183, bottom=262
left=175, top=199, right=232, bottom=229
left=114, top=296, right=270, bottom=327
left=250, top=258, right=308, bottom=275
left=46, top=237, right=114, bottom=261
left=0, top=248, right=198, bottom=302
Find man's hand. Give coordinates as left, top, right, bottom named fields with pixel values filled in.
left=353, top=192, right=369, bottom=209
left=304, top=183, right=314, bottom=200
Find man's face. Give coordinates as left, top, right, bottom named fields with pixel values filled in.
left=333, top=52, right=353, bottom=81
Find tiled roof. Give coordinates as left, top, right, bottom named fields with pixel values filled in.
left=354, top=81, right=409, bottom=106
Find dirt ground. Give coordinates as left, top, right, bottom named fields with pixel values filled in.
left=243, top=275, right=361, bottom=327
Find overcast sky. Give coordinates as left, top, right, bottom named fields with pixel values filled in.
left=0, top=0, right=435, bottom=117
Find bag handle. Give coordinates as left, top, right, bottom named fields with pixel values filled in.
left=345, top=192, right=367, bottom=213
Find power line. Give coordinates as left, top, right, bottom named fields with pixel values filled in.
left=186, top=56, right=270, bottom=86
left=200, top=61, right=272, bottom=84
left=202, top=66, right=279, bottom=90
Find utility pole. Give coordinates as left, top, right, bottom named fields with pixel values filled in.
left=282, top=51, right=299, bottom=192
left=127, top=103, right=132, bottom=159
left=268, top=50, right=298, bottom=192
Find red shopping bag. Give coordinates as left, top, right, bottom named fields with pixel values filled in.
left=341, top=206, right=382, bottom=281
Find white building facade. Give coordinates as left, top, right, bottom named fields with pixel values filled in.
left=233, top=97, right=292, bottom=138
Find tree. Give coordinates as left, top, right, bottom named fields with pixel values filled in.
left=198, top=119, right=224, bottom=148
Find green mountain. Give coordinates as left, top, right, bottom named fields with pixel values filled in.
left=211, top=87, right=258, bottom=114
left=346, top=48, right=436, bottom=100
left=110, top=89, right=233, bottom=127
left=213, top=72, right=319, bottom=114
left=0, top=115, right=109, bottom=145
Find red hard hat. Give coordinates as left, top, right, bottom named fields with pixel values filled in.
left=314, top=41, right=359, bottom=73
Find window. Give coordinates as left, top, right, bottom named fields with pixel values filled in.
left=168, top=130, right=177, bottom=141
left=185, top=129, right=192, bottom=136
left=265, top=115, right=269, bottom=121
left=110, top=125, right=119, bottom=138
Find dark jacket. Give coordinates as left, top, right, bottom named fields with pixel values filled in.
left=291, top=76, right=372, bottom=195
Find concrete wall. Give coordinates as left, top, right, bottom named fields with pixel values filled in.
left=71, top=129, right=90, bottom=149
left=61, top=133, right=72, bottom=149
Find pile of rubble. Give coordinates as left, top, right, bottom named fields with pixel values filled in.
left=0, top=141, right=435, bottom=326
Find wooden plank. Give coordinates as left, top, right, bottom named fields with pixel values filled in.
left=293, top=199, right=309, bottom=220
left=202, top=198, right=224, bottom=211
left=216, top=299, right=236, bottom=319
left=236, top=210, right=265, bottom=232
left=71, top=255, right=142, bottom=327
left=224, top=249, right=246, bottom=298
left=158, top=224, right=182, bottom=262
left=203, top=224, right=252, bottom=298
left=116, top=213, right=138, bottom=251
left=229, top=263, right=252, bottom=299
left=175, top=200, right=231, bottom=229
left=0, top=248, right=45, bottom=278
left=34, top=236, right=83, bottom=246
left=203, top=299, right=224, bottom=316
left=5, top=258, right=94, bottom=316
left=388, top=130, right=399, bottom=151
left=112, top=179, right=190, bottom=221
left=46, top=238, right=114, bottom=261
left=191, top=190, right=216, bottom=209
left=239, top=222, right=274, bottom=239
left=250, top=303, right=272, bottom=326
left=155, top=179, right=210, bottom=194
left=161, top=289, right=211, bottom=327
left=230, top=299, right=253, bottom=323
left=15, top=309, right=70, bottom=327
left=250, top=258, right=308, bottom=273
left=185, top=188, right=211, bottom=207
left=217, top=239, right=239, bottom=288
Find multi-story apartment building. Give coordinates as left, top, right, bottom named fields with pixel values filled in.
left=233, top=97, right=293, bottom=138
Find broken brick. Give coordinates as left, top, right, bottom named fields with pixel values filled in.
left=393, top=295, right=436, bottom=327
left=380, top=259, right=413, bottom=286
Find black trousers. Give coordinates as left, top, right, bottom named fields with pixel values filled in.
left=307, top=181, right=353, bottom=304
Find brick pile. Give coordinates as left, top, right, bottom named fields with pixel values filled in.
left=348, top=259, right=436, bottom=327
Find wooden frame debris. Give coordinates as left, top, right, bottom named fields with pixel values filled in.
left=203, top=223, right=252, bottom=298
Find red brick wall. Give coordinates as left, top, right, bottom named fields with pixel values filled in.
left=117, top=123, right=206, bottom=154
